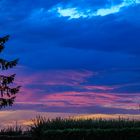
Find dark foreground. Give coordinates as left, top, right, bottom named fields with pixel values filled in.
left=0, top=117, right=140, bottom=140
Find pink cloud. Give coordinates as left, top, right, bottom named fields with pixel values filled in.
left=15, top=69, right=95, bottom=86
left=82, top=82, right=140, bottom=91
left=83, top=85, right=115, bottom=91
left=11, top=66, right=140, bottom=111
left=17, top=89, right=139, bottom=110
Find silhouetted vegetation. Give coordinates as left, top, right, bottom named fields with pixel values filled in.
left=0, top=35, right=20, bottom=108
left=0, top=116, right=140, bottom=140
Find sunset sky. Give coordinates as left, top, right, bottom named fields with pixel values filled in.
left=0, top=0, right=140, bottom=122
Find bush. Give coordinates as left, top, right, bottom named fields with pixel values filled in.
left=41, top=128, right=140, bottom=140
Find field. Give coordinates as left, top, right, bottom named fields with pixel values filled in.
left=0, top=116, right=140, bottom=140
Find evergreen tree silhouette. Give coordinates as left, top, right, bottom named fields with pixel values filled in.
left=0, top=35, right=20, bottom=108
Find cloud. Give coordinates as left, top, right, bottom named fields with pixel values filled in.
left=15, top=90, right=140, bottom=113
left=5, top=66, right=138, bottom=114
left=1, top=0, right=140, bottom=56
left=9, top=66, right=139, bottom=114
left=83, top=85, right=115, bottom=91
left=0, top=0, right=140, bottom=115
left=50, top=0, right=140, bottom=19
left=15, top=69, right=95, bottom=86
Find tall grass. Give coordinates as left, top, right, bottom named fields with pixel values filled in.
left=0, top=116, right=140, bottom=140
left=0, top=125, right=22, bottom=136
left=30, top=116, right=140, bottom=130
left=29, top=116, right=140, bottom=139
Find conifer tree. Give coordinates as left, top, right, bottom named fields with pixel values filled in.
left=0, top=35, right=20, bottom=108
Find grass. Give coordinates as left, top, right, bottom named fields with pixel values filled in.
left=0, top=122, right=22, bottom=136
left=0, top=116, right=140, bottom=140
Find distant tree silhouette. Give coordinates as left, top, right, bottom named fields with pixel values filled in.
left=0, top=35, right=20, bottom=108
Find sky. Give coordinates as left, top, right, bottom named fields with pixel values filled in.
left=0, top=0, right=140, bottom=121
